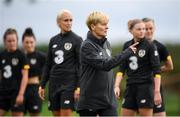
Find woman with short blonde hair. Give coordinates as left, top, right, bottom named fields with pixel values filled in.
left=77, top=11, right=138, bottom=116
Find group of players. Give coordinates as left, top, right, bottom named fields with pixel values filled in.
left=0, top=9, right=173, bottom=116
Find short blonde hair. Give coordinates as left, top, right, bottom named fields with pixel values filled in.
left=57, top=9, right=72, bottom=21
left=86, top=11, right=109, bottom=30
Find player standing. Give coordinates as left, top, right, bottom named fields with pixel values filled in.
left=0, top=28, right=29, bottom=116
left=114, top=19, right=161, bottom=116
left=142, top=17, right=174, bottom=116
left=22, top=27, right=46, bottom=116
left=38, top=9, right=82, bottom=116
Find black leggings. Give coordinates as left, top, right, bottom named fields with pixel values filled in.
left=79, top=107, right=118, bottom=116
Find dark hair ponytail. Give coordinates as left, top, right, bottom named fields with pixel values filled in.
left=22, top=27, right=36, bottom=42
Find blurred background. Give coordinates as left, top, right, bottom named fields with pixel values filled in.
left=0, top=0, right=180, bottom=116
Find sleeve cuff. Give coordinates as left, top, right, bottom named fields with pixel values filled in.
left=116, top=72, right=123, bottom=77
left=154, top=74, right=161, bottom=78
left=24, top=65, right=30, bottom=70
left=167, top=55, right=172, bottom=61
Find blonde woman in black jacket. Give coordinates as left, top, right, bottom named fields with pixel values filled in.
left=77, top=11, right=138, bottom=116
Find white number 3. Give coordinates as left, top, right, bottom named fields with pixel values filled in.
left=54, top=50, right=64, bottom=64
left=3, top=65, right=12, bottom=79
left=129, top=56, right=138, bottom=70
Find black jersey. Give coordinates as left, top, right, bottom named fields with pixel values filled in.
left=153, top=40, right=170, bottom=62
left=0, top=49, right=29, bottom=90
left=40, top=31, right=82, bottom=90
left=119, top=39, right=161, bottom=85
left=26, top=51, right=46, bottom=79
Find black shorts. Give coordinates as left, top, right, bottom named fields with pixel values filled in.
left=24, top=84, right=42, bottom=113
left=122, top=83, right=154, bottom=110
left=48, top=90, right=74, bottom=111
left=153, top=85, right=165, bottom=113
left=0, top=89, right=24, bottom=112
left=78, top=106, right=118, bottom=116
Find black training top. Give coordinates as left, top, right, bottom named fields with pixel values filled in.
left=26, top=51, right=46, bottom=79
left=0, top=49, right=29, bottom=91
left=118, top=38, right=161, bottom=85
left=153, top=40, right=170, bottom=62
left=40, top=31, right=82, bottom=92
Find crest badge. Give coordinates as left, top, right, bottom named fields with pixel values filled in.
left=64, top=43, right=72, bottom=50
left=138, top=49, right=146, bottom=57
left=30, top=58, right=37, bottom=65
left=12, top=58, right=19, bottom=66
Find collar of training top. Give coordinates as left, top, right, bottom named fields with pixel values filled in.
left=87, top=31, right=107, bottom=46
left=131, top=37, right=145, bottom=45
left=59, top=30, right=72, bottom=37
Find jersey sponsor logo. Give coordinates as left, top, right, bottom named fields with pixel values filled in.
left=30, top=58, right=37, bottom=65
left=129, top=56, right=138, bottom=70
left=54, top=50, right=64, bottom=64
left=3, top=65, right=12, bottom=79
left=138, top=49, right=146, bottom=58
left=2, top=59, right=5, bottom=64
left=154, top=50, right=159, bottom=56
left=106, top=49, right=111, bottom=57
left=52, top=44, right=57, bottom=48
left=64, top=100, right=70, bottom=104
left=64, top=43, right=72, bottom=51
left=12, top=58, right=19, bottom=66
left=140, top=99, right=146, bottom=103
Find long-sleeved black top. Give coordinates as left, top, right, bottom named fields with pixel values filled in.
left=0, top=49, right=29, bottom=91
left=118, top=39, right=161, bottom=85
left=40, top=31, right=82, bottom=92
left=25, top=51, right=46, bottom=79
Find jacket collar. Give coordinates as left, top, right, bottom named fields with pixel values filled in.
left=87, top=31, right=107, bottom=46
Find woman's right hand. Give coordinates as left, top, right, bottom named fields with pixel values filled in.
left=38, top=86, right=45, bottom=100
left=129, top=42, right=139, bottom=54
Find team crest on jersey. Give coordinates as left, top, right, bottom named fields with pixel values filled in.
left=12, top=58, right=19, bottom=66
left=64, top=43, right=72, bottom=50
left=30, top=58, right=37, bottom=65
left=106, top=49, right=111, bottom=57
left=2, top=59, right=5, bottom=64
left=138, top=49, right=146, bottom=57
left=52, top=44, right=57, bottom=48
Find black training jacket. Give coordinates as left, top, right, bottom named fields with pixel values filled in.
left=77, top=31, right=133, bottom=111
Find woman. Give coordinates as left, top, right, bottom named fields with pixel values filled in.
left=22, top=27, right=46, bottom=116
left=77, top=11, right=138, bottom=116
left=114, top=19, right=162, bottom=116
left=39, top=9, right=82, bottom=116
left=142, top=17, right=174, bottom=116
left=0, top=28, right=29, bottom=116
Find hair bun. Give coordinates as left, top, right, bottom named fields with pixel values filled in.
left=25, top=27, right=33, bottom=35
